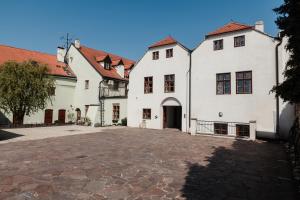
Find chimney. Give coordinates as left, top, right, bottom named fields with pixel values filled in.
left=255, top=21, right=264, bottom=32
left=57, top=47, right=66, bottom=63
left=74, top=39, right=80, bottom=48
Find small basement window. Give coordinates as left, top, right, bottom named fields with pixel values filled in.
left=143, top=109, right=151, bottom=119
left=214, top=123, right=228, bottom=135
left=236, top=124, right=250, bottom=137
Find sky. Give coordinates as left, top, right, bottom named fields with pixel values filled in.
left=0, top=0, right=283, bottom=61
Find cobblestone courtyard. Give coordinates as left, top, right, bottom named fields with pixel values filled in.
left=0, top=128, right=297, bottom=199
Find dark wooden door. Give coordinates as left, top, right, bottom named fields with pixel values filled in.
left=163, top=106, right=167, bottom=128
left=44, top=109, right=53, bottom=124
left=58, top=109, right=66, bottom=124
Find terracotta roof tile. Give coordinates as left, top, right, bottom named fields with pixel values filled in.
left=78, top=45, right=135, bottom=80
left=207, top=22, right=253, bottom=37
left=111, top=59, right=124, bottom=67
left=149, top=36, right=178, bottom=49
left=0, top=44, right=75, bottom=77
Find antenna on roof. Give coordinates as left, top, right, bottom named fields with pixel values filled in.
left=60, top=33, right=73, bottom=49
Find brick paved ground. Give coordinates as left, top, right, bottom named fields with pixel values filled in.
left=0, top=128, right=297, bottom=199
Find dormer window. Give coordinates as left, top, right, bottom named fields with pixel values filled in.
left=104, top=62, right=111, bottom=70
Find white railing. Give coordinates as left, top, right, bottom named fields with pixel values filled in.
left=190, top=119, right=256, bottom=140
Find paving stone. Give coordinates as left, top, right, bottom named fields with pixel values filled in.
left=0, top=127, right=297, bottom=199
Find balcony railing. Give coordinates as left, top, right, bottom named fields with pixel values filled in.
left=196, top=120, right=250, bottom=137
left=99, top=87, right=127, bottom=98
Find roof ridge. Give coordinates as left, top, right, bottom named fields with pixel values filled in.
left=0, top=44, right=56, bottom=57
left=80, top=44, right=135, bottom=63
left=206, top=21, right=253, bottom=37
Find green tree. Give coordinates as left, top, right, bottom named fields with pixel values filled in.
left=272, top=0, right=300, bottom=103
left=0, top=60, right=55, bottom=125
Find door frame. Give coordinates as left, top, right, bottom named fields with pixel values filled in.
left=44, top=109, right=53, bottom=124
left=58, top=109, right=66, bottom=124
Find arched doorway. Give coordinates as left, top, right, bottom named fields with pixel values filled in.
left=161, top=97, right=182, bottom=130
left=75, top=108, right=81, bottom=121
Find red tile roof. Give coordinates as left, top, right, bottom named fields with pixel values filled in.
left=207, top=22, right=253, bottom=37
left=77, top=45, right=135, bottom=80
left=111, top=59, right=124, bottom=67
left=149, top=36, right=178, bottom=49
left=0, top=44, right=75, bottom=77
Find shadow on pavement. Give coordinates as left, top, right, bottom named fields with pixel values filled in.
left=0, top=129, right=23, bottom=141
left=181, top=139, right=297, bottom=200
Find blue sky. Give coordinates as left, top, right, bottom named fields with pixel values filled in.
left=0, top=0, right=283, bottom=60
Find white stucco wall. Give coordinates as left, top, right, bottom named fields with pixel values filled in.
left=128, top=44, right=190, bottom=132
left=191, top=29, right=293, bottom=138
left=0, top=77, right=76, bottom=124
left=66, top=45, right=128, bottom=126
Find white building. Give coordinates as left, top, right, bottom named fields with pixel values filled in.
left=128, top=21, right=294, bottom=139
left=65, top=40, right=134, bottom=126
left=0, top=44, right=76, bottom=125
left=127, top=36, right=191, bottom=132
left=191, top=21, right=294, bottom=139
left=0, top=42, right=135, bottom=127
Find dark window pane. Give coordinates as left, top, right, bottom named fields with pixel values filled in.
left=244, top=80, right=251, bottom=93
left=224, top=81, right=231, bottom=94
left=245, top=72, right=252, bottom=79
left=237, top=73, right=243, bottom=79
left=224, top=74, right=230, bottom=80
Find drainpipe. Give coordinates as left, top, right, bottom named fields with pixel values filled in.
left=99, top=80, right=105, bottom=126
left=275, top=35, right=283, bottom=138
left=188, top=50, right=192, bottom=129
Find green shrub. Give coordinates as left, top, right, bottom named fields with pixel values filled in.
left=121, top=117, right=127, bottom=126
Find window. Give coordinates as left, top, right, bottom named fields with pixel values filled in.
left=48, top=87, right=56, bottom=96
left=152, top=51, right=159, bottom=60
left=236, top=71, right=252, bottom=94
left=236, top=124, right=250, bottom=137
left=85, top=80, right=89, bottom=89
left=216, top=73, right=231, bottom=95
left=166, top=48, right=173, bottom=58
left=112, top=104, right=120, bottom=121
left=144, top=76, right=153, bottom=93
left=214, top=123, right=228, bottom=135
left=104, top=62, right=111, bottom=70
left=113, top=81, right=118, bottom=90
left=143, top=109, right=151, bottom=119
left=164, top=74, right=175, bottom=93
left=213, top=39, right=223, bottom=50
left=234, top=35, right=245, bottom=47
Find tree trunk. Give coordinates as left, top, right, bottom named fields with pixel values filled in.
left=13, top=112, right=25, bottom=125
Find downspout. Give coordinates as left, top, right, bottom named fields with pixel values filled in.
left=275, top=35, right=283, bottom=138
left=99, top=80, right=105, bottom=126
left=188, top=50, right=192, bottom=129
